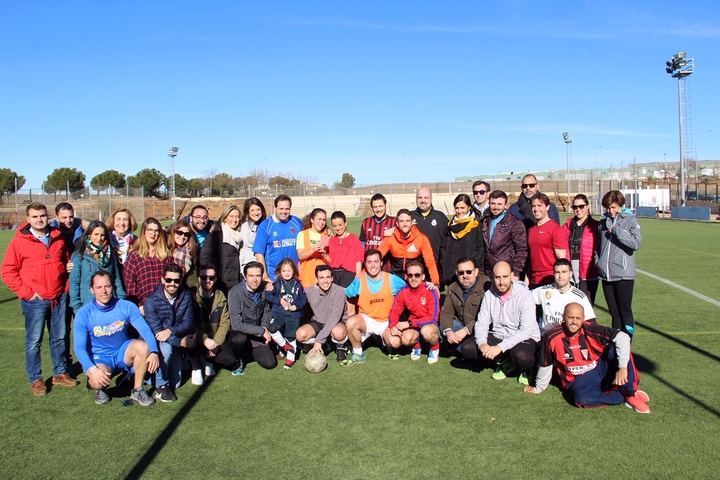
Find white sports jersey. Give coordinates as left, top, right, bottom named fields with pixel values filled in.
left=532, top=284, right=596, bottom=332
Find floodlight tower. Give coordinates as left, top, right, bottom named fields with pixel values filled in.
left=665, top=51, right=694, bottom=206
left=563, top=132, right=572, bottom=209
left=168, top=146, right=179, bottom=220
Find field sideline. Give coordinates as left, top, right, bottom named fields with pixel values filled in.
left=0, top=218, right=718, bottom=480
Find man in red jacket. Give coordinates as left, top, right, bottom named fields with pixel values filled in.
left=1, top=203, right=78, bottom=396
left=383, top=260, right=441, bottom=364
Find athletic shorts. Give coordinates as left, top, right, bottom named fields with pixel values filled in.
left=306, top=320, right=324, bottom=336
left=92, top=339, right=134, bottom=372
left=359, top=313, right=389, bottom=342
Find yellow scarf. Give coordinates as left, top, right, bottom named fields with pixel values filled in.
left=449, top=214, right=479, bottom=240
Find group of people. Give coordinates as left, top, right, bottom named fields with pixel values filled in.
left=1, top=174, right=650, bottom=413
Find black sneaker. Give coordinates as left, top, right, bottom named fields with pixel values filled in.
left=336, top=344, right=348, bottom=363
left=153, top=385, right=177, bottom=403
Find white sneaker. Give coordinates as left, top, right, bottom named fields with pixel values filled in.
left=204, top=363, right=216, bottom=377
left=410, top=347, right=422, bottom=361
left=191, top=369, right=204, bottom=386
left=427, top=348, right=439, bottom=364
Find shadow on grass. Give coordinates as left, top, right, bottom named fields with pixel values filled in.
left=123, top=374, right=215, bottom=479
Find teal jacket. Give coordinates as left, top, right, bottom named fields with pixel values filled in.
left=69, top=250, right=126, bottom=312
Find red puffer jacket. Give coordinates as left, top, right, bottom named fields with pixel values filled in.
left=563, top=216, right=599, bottom=280
left=1, top=223, right=69, bottom=301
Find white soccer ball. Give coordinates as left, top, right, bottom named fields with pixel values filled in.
left=304, top=350, right=327, bottom=373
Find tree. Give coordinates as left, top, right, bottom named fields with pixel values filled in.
left=44, top=167, right=86, bottom=193
left=90, top=170, right=126, bottom=192
left=162, top=174, right=191, bottom=196
left=127, top=168, right=165, bottom=197
left=0, top=168, right=25, bottom=193
left=339, top=172, right=356, bottom=188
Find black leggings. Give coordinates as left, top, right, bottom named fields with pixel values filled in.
left=465, top=334, right=537, bottom=371
left=602, top=279, right=635, bottom=336
left=578, top=279, right=599, bottom=306
left=228, top=331, right=277, bottom=369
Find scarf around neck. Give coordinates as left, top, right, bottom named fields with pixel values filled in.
left=221, top=222, right=243, bottom=250
left=449, top=214, right=479, bottom=240
left=85, top=238, right=111, bottom=268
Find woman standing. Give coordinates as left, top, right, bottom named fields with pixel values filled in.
left=439, top=194, right=483, bottom=287
left=167, top=219, right=199, bottom=288
left=200, top=204, right=244, bottom=293
left=69, top=220, right=126, bottom=312
left=596, top=190, right=642, bottom=336
left=563, top=194, right=600, bottom=305
left=296, top=208, right=330, bottom=288
left=123, top=217, right=173, bottom=311
left=107, top=208, right=137, bottom=264
left=327, top=211, right=363, bottom=287
left=239, top=197, right=266, bottom=274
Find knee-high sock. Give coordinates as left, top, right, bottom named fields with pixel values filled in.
left=286, top=340, right=297, bottom=363
left=270, top=331, right=286, bottom=347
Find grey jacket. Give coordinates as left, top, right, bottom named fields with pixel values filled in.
left=227, top=280, right=270, bottom=337
left=595, top=212, right=641, bottom=281
left=475, top=281, right=540, bottom=352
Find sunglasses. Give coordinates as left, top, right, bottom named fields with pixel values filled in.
left=406, top=273, right=423, bottom=279
left=163, top=277, right=182, bottom=285
left=473, top=190, right=487, bottom=195
left=199, top=275, right=217, bottom=281
left=521, top=183, right=537, bottom=189
left=571, top=204, right=587, bottom=210
left=456, top=269, right=475, bottom=276
left=175, top=231, right=192, bottom=238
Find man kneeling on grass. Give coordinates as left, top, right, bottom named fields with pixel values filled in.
left=383, top=260, right=441, bottom=364
left=525, top=302, right=650, bottom=414
left=73, top=271, right=159, bottom=406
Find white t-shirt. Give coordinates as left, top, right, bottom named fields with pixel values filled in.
left=532, top=284, right=596, bottom=332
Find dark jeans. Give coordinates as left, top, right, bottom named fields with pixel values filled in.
left=567, top=344, right=640, bottom=407
left=602, top=279, right=635, bottom=335
left=578, top=279, right=599, bottom=306
left=185, top=338, right=237, bottom=370
left=20, top=296, right=69, bottom=382
left=461, top=335, right=537, bottom=371
left=228, top=331, right=277, bottom=369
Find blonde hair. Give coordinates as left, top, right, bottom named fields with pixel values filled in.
left=130, top=217, right=170, bottom=260
left=218, top=204, right=242, bottom=230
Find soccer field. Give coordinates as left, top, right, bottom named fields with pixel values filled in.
left=0, top=218, right=718, bottom=480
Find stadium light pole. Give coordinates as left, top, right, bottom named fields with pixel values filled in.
left=168, top=146, right=179, bottom=220
left=563, top=132, right=572, bottom=209
left=665, top=51, right=694, bottom=206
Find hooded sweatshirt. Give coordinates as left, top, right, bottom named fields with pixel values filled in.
left=378, top=225, right=440, bottom=285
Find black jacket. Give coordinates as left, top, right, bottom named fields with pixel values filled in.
left=199, top=229, right=243, bottom=293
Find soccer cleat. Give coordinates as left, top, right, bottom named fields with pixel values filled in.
left=231, top=360, right=245, bottom=377
left=427, top=348, right=440, bottom=364
left=283, top=358, right=295, bottom=369
left=387, top=353, right=400, bottom=360
left=410, top=347, right=422, bottom=361
left=204, top=362, right=216, bottom=377
left=191, top=369, right=204, bottom=386
left=491, top=358, right=513, bottom=380
left=517, top=372, right=529, bottom=386
left=153, top=385, right=177, bottom=403
left=94, top=389, right=111, bottom=405
left=349, top=352, right=366, bottom=364
left=336, top=345, right=349, bottom=363
left=634, top=389, right=650, bottom=403
left=130, top=388, right=155, bottom=407
left=624, top=394, right=651, bottom=414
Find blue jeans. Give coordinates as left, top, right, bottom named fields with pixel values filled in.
left=156, top=341, right=182, bottom=389
left=21, top=296, right=69, bottom=383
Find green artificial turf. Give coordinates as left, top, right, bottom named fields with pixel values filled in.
left=0, top=218, right=718, bottom=480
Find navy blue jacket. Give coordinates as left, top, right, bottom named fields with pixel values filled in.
left=143, top=284, right=195, bottom=347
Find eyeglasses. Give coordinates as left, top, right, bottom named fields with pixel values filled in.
left=163, top=277, right=182, bottom=285
left=199, top=275, right=217, bottom=281
left=456, top=269, right=475, bottom=276
left=192, top=215, right=209, bottom=221
left=521, top=183, right=537, bottom=189
left=406, top=273, right=423, bottom=279
left=175, top=231, right=192, bottom=238
left=145, top=228, right=160, bottom=233
left=571, top=204, right=587, bottom=210
left=473, top=189, right=487, bottom=195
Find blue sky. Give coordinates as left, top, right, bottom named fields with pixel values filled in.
left=2, top=1, right=719, bottom=189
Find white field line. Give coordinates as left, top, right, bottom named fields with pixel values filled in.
left=637, top=269, right=720, bottom=308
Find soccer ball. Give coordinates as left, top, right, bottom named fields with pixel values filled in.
left=304, top=350, right=327, bottom=373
